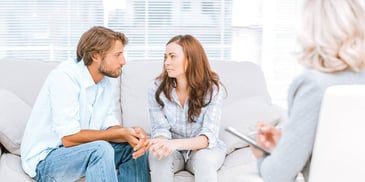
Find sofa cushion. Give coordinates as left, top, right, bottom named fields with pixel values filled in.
left=209, top=61, right=282, bottom=154
left=220, top=96, right=281, bottom=154
left=210, top=61, right=271, bottom=106
left=120, top=61, right=162, bottom=133
left=0, top=89, right=31, bottom=155
left=0, top=58, right=59, bottom=106
left=219, top=148, right=263, bottom=182
left=0, top=153, right=34, bottom=181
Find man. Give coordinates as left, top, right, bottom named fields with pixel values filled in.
left=21, top=26, right=150, bottom=182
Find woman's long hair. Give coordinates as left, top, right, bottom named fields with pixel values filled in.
left=155, top=35, right=221, bottom=123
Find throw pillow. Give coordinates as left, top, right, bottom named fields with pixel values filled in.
left=219, top=96, right=282, bottom=154
left=0, top=89, right=31, bottom=155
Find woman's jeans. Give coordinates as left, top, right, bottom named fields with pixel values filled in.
left=34, top=140, right=149, bottom=182
left=149, top=148, right=225, bottom=182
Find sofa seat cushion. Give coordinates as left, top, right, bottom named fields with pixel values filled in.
left=220, top=96, right=281, bottom=154
left=0, top=89, right=31, bottom=155
left=0, top=153, right=34, bottom=181
left=219, top=147, right=263, bottom=181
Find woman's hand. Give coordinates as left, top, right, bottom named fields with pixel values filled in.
left=250, top=122, right=282, bottom=158
left=149, top=137, right=178, bottom=160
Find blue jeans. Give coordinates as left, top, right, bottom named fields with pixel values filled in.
left=34, top=140, right=149, bottom=182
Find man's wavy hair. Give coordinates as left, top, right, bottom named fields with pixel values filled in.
left=76, top=26, right=128, bottom=65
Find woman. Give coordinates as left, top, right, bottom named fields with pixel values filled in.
left=148, top=34, right=226, bottom=182
left=250, top=0, right=365, bottom=181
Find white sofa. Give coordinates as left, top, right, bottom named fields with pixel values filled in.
left=0, top=57, right=286, bottom=182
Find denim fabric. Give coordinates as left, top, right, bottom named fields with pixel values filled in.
left=35, top=141, right=149, bottom=182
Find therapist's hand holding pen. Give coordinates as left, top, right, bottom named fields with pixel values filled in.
left=250, top=122, right=282, bottom=158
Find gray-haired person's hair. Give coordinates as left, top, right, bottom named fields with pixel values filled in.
left=298, top=0, right=365, bottom=72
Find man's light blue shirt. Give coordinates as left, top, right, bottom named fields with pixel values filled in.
left=21, top=59, right=120, bottom=177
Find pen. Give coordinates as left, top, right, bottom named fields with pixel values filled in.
left=248, top=131, right=260, bottom=136
left=248, top=126, right=282, bottom=136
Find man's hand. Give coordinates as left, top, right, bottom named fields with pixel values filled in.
left=108, top=126, right=150, bottom=159
left=131, top=127, right=150, bottom=159
left=149, top=138, right=177, bottom=160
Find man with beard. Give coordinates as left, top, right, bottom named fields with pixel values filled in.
left=21, top=26, right=150, bottom=182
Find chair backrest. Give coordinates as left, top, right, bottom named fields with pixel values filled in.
left=308, top=85, right=365, bottom=182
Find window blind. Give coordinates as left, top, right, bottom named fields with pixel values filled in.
left=0, top=0, right=105, bottom=61
left=0, top=0, right=236, bottom=62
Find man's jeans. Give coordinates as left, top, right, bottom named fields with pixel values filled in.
left=34, top=141, right=149, bottom=182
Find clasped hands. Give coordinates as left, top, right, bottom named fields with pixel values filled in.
left=149, top=137, right=178, bottom=160
left=125, top=127, right=150, bottom=159
left=125, top=128, right=177, bottom=160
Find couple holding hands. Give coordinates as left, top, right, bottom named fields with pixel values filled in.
left=21, top=27, right=225, bottom=182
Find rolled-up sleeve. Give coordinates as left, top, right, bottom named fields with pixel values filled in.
left=102, top=109, right=120, bottom=130
left=148, top=81, right=172, bottom=139
left=198, top=87, right=224, bottom=149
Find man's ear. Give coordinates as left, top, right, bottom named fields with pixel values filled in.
left=91, top=52, right=101, bottom=63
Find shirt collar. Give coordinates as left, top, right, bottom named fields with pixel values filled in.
left=77, top=60, right=108, bottom=89
left=171, top=87, right=188, bottom=108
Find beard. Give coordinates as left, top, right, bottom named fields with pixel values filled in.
left=98, top=59, right=122, bottom=78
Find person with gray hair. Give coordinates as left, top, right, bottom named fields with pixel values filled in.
left=249, top=0, right=365, bottom=181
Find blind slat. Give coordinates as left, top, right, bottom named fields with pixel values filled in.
left=0, top=0, right=237, bottom=61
